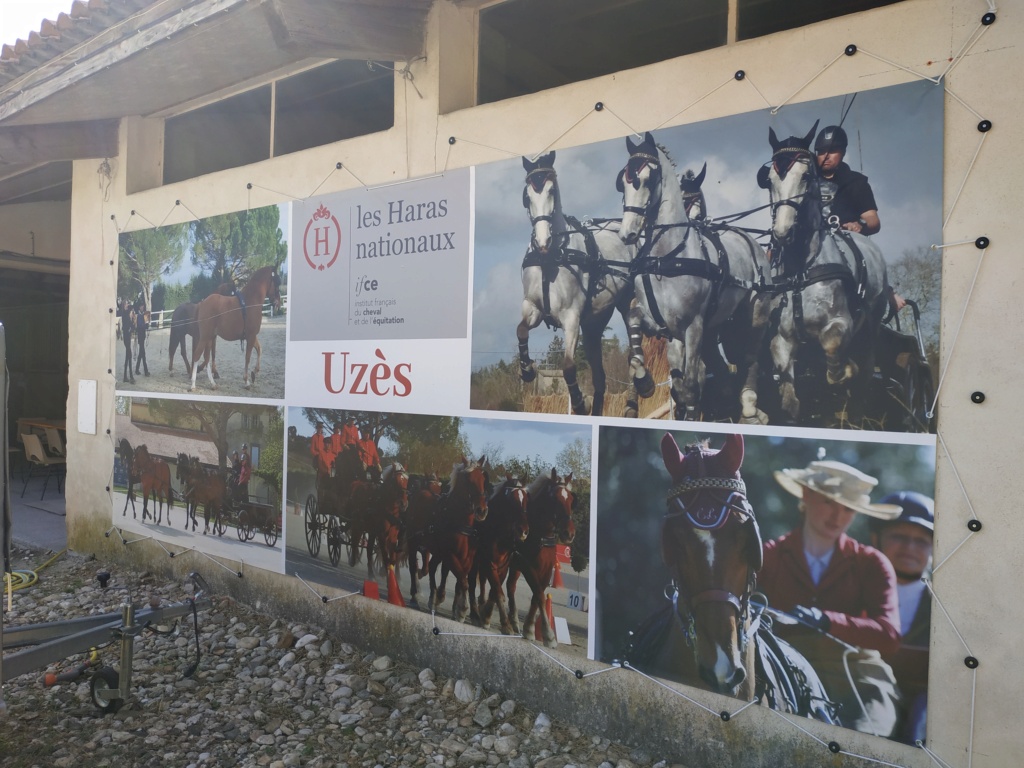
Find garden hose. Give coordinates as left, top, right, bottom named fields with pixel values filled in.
left=3, top=547, right=67, bottom=592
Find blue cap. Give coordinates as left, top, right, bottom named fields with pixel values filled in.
left=877, top=491, right=934, bottom=532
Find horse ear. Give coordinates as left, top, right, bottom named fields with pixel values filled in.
left=537, top=151, right=555, bottom=167
left=802, top=120, right=820, bottom=149
left=660, top=433, right=685, bottom=480
left=768, top=126, right=781, bottom=153
left=695, top=162, right=707, bottom=186
left=642, top=132, right=656, bottom=151
left=626, top=134, right=639, bottom=154
left=717, top=434, right=744, bottom=475
left=756, top=164, right=771, bottom=190
left=745, top=513, right=763, bottom=572
left=522, top=155, right=535, bottom=172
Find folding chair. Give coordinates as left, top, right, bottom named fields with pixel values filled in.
left=44, top=427, right=66, bottom=458
left=21, top=432, right=66, bottom=500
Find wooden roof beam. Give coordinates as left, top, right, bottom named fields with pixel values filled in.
left=0, top=120, right=118, bottom=166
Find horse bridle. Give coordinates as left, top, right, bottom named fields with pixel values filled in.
left=662, top=475, right=761, bottom=651
left=617, top=152, right=663, bottom=222
left=759, top=146, right=814, bottom=221
left=522, top=167, right=558, bottom=227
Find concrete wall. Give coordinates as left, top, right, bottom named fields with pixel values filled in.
left=62, top=1, right=1022, bottom=765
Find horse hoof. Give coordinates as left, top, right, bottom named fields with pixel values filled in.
left=623, top=400, right=639, bottom=419
left=635, top=372, right=655, bottom=399
left=572, top=399, right=589, bottom=416
left=520, top=363, right=537, bottom=383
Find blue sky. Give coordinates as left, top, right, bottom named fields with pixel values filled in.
left=471, top=80, right=944, bottom=369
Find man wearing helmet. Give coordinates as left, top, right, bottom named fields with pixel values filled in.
left=871, top=491, right=934, bottom=745
left=815, top=125, right=881, bottom=236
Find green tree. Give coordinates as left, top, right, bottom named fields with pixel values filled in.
left=118, top=223, right=188, bottom=309
left=190, top=206, right=287, bottom=286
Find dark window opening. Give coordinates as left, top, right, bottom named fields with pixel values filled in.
left=478, top=0, right=728, bottom=105
left=274, top=60, right=394, bottom=157
left=738, top=0, right=905, bottom=39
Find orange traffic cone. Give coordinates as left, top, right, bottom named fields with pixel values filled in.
left=386, top=565, right=405, bottom=607
left=552, top=561, right=565, bottom=589
left=362, top=580, right=380, bottom=600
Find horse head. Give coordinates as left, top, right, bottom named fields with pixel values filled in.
left=760, top=121, right=820, bottom=247
left=659, top=432, right=762, bottom=694
left=522, top=152, right=560, bottom=253
left=451, top=456, right=490, bottom=522
left=618, top=132, right=668, bottom=245
left=679, top=163, right=708, bottom=221
left=529, top=468, right=576, bottom=545
left=175, top=453, right=190, bottom=483
left=267, top=267, right=282, bottom=310
left=492, top=474, right=530, bottom=543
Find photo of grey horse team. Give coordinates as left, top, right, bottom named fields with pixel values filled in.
left=470, top=81, right=942, bottom=432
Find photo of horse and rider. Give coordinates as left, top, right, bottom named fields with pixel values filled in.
left=115, top=204, right=288, bottom=399
left=111, top=397, right=286, bottom=574
left=594, top=427, right=935, bottom=744
left=284, top=408, right=591, bottom=652
left=470, top=80, right=942, bottom=432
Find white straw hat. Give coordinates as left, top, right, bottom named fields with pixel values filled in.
left=774, top=460, right=902, bottom=520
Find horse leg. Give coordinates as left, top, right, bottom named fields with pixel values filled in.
left=453, top=569, right=471, bottom=623
left=427, top=556, right=442, bottom=612
left=627, top=299, right=656, bottom=398
left=822, top=315, right=856, bottom=385
left=252, top=337, right=262, bottom=386
left=580, top=324, right=606, bottom=417
left=770, top=325, right=801, bottom=422
left=243, top=340, right=255, bottom=389
left=211, top=337, right=219, bottom=380
left=437, top=561, right=449, bottom=607
left=516, top=305, right=542, bottom=383
left=506, top=567, right=522, bottom=635
left=561, top=314, right=588, bottom=415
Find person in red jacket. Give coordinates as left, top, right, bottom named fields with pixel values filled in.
left=760, top=459, right=903, bottom=736
left=340, top=416, right=360, bottom=450
left=358, top=428, right=382, bottom=482
left=310, top=422, right=331, bottom=479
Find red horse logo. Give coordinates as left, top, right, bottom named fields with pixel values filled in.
left=303, top=203, right=342, bottom=271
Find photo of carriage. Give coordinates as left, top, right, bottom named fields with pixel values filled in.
left=594, top=426, right=935, bottom=742
left=285, top=409, right=592, bottom=652
left=470, top=80, right=942, bottom=432
left=111, top=397, right=285, bottom=573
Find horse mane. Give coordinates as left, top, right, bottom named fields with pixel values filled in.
left=656, top=142, right=678, bottom=173
left=526, top=472, right=554, bottom=498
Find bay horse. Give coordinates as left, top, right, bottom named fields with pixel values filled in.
left=189, top=266, right=282, bottom=391
left=117, top=438, right=138, bottom=518
left=346, top=462, right=410, bottom=579
left=170, top=283, right=242, bottom=376
left=624, top=433, right=834, bottom=722
left=507, top=469, right=576, bottom=648
left=427, top=457, right=490, bottom=622
left=517, top=152, right=638, bottom=417
left=470, top=475, right=530, bottom=634
left=176, top=454, right=226, bottom=533
left=133, top=445, right=173, bottom=525
left=758, top=122, right=891, bottom=423
left=618, top=132, right=771, bottom=422
left=405, top=472, right=444, bottom=608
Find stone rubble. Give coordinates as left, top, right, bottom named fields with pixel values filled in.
left=0, top=547, right=678, bottom=768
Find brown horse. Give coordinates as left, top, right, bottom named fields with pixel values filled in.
left=623, top=433, right=834, bottom=722
left=470, top=475, right=530, bottom=634
left=176, top=453, right=226, bottom=533
left=169, top=284, right=241, bottom=376
left=134, top=445, right=173, bottom=525
left=404, top=472, right=444, bottom=608
left=427, top=457, right=490, bottom=622
left=118, top=438, right=138, bottom=518
left=507, top=469, right=576, bottom=648
left=189, top=266, right=282, bottom=391
left=346, top=462, right=410, bottom=578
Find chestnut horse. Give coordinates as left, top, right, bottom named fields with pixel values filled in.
left=189, top=266, right=281, bottom=391
left=470, top=475, right=530, bottom=634
left=176, top=454, right=226, bottom=533
left=169, top=283, right=241, bottom=376
left=624, top=433, right=834, bottom=721
left=346, top=462, right=410, bottom=578
left=118, top=438, right=138, bottom=518
left=134, top=445, right=173, bottom=525
left=507, top=469, right=576, bottom=648
left=427, top=457, right=490, bottom=622
left=405, top=472, right=444, bottom=608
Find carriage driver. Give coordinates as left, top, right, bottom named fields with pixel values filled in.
left=358, top=428, right=383, bottom=483
left=815, top=125, right=906, bottom=311
left=759, top=460, right=903, bottom=736
left=310, top=422, right=332, bottom=482
left=871, top=491, right=934, bottom=746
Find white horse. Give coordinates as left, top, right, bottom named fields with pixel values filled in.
left=617, top=132, right=771, bottom=422
left=757, top=123, right=891, bottom=423
left=517, top=151, right=638, bottom=417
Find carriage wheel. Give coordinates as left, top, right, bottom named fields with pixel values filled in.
left=347, top=524, right=362, bottom=567
left=304, top=495, right=322, bottom=558
left=906, top=365, right=936, bottom=433
left=237, top=509, right=253, bottom=541
left=327, top=516, right=342, bottom=567
left=213, top=514, right=226, bottom=537
left=264, top=520, right=280, bottom=548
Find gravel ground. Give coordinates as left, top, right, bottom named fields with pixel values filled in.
left=0, top=546, right=671, bottom=768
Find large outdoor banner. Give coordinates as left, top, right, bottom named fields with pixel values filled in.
left=112, top=79, right=942, bottom=746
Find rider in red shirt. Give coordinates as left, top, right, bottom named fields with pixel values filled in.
left=358, top=430, right=382, bottom=482
left=310, top=422, right=332, bottom=478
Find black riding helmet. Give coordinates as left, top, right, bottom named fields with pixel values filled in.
left=872, top=491, right=934, bottom=533
left=814, top=125, right=848, bottom=154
